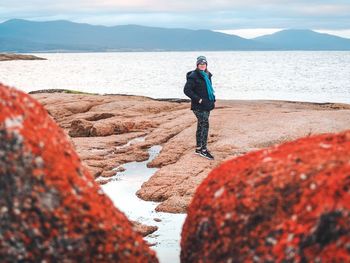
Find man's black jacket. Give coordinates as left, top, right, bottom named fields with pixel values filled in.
left=184, top=69, right=215, bottom=111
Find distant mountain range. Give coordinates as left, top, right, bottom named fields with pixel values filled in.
left=1, top=19, right=350, bottom=52
left=254, top=29, right=350, bottom=50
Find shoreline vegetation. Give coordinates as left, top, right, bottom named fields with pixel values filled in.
left=30, top=89, right=350, bottom=217
left=0, top=53, right=46, bottom=61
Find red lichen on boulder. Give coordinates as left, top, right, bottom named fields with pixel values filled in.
left=0, top=84, right=158, bottom=262
left=181, top=129, right=350, bottom=262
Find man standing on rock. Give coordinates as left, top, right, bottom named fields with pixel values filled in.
left=184, top=56, right=215, bottom=160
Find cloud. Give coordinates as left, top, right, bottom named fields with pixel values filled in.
left=216, top=29, right=283, bottom=39
left=290, top=3, right=350, bottom=16
left=217, top=28, right=350, bottom=39
left=1, top=0, right=349, bottom=13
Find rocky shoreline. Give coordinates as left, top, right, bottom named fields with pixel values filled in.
left=0, top=53, right=46, bottom=61
left=31, top=90, right=350, bottom=215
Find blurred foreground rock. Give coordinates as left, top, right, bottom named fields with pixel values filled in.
left=181, top=130, right=350, bottom=262
left=0, top=84, right=158, bottom=262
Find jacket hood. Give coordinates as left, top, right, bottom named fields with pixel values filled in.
left=186, top=69, right=212, bottom=80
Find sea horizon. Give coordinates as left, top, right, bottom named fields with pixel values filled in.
left=2, top=51, right=349, bottom=104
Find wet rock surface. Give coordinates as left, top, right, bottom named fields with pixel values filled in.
left=181, top=130, right=350, bottom=262
left=0, top=84, right=158, bottom=262
left=31, top=91, right=350, bottom=213
left=131, top=221, right=158, bottom=237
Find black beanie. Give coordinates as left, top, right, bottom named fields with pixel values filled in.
left=196, top=56, right=208, bottom=65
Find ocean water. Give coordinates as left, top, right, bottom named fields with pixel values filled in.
left=1, top=51, right=350, bottom=103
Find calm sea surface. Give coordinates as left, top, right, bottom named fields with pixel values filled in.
left=1, top=51, right=350, bottom=103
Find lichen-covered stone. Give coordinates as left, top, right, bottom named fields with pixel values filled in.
left=0, top=84, right=158, bottom=262
left=181, top=129, right=350, bottom=262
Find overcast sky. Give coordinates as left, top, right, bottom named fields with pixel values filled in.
left=1, top=0, right=350, bottom=38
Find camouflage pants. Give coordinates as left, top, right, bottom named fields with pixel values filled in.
left=192, top=110, right=210, bottom=149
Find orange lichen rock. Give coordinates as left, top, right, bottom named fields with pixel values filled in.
left=0, top=84, right=158, bottom=262
left=181, top=129, right=350, bottom=262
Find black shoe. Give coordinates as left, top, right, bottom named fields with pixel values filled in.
left=195, top=148, right=202, bottom=155
left=200, top=149, right=214, bottom=160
